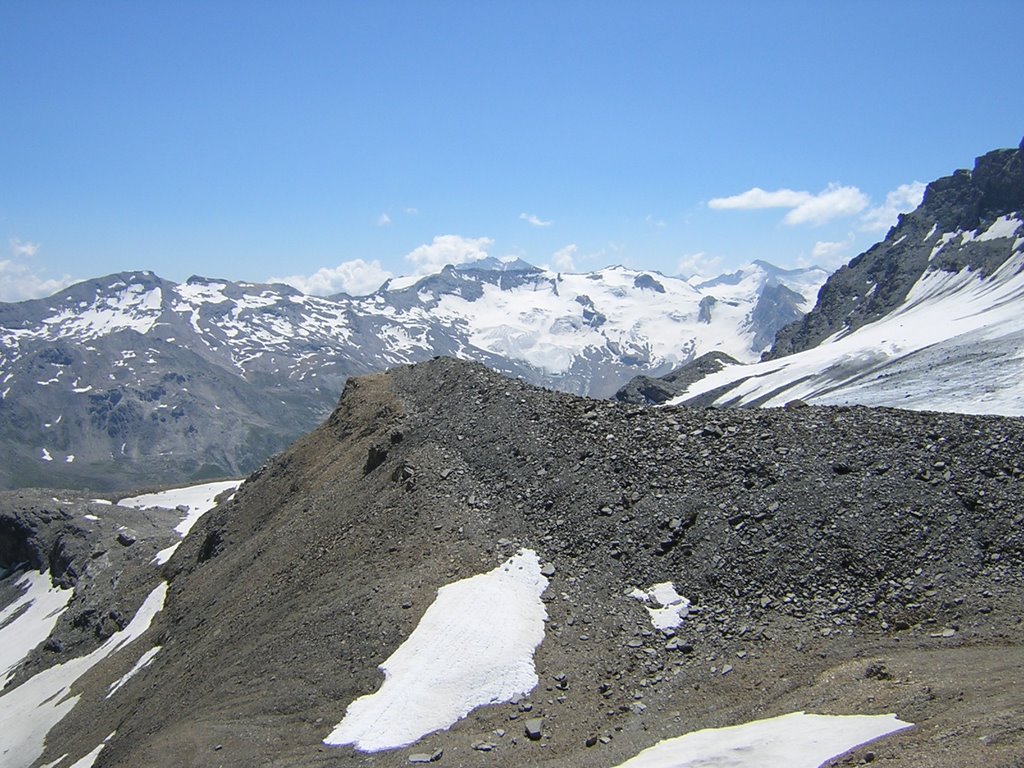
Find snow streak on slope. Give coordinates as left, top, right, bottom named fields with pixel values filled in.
left=118, top=479, right=239, bottom=564
left=0, top=583, right=166, bottom=768
left=613, top=711, right=912, bottom=768
left=324, top=549, right=549, bottom=752
left=670, top=223, right=1024, bottom=415
left=0, top=571, right=73, bottom=688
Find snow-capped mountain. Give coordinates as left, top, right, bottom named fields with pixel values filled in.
left=0, top=259, right=826, bottom=490
left=633, top=139, right=1024, bottom=415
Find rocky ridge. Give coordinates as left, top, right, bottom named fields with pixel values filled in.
left=4, top=357, right=1020, bottom=767
left=617, top=138, right=1024, bottom=412
left=767, top=138, right=1024, bottom=360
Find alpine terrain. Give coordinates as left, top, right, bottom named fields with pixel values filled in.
left=0, top=259, right=825, bottom=491
left=619, top=138, right=1024, bottom=414
left=1, top=358, right=1023, bottom=767
left=2, top=140, right=1024, bottom=768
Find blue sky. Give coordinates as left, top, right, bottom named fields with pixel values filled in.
left=1, top=1, right=1022, bottom=299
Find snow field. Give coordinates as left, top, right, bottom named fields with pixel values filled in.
left=324, top=549, right=549, bottom=751
left=669, top=233, right=1024, bottom=415
left=612, top=711, right=912, bottom=768
left=0, top=584, right=166, bottom=768
left=0, top=571, right=73, bottom=688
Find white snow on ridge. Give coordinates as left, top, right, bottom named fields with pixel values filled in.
left=0, top=571, right=73, bottom=688
left=670, top=247, right=1024, bottom=416
left=0, top=583, right=167, bottom=768
left=613, top=711, right=912, bottom=768
left=118, top=479, right=240, bottom=537
left=324, top=549, right=549, bottom=752
left=41, top=285, right=163, bottom=341
left=630, top=582, right=690, bottom=631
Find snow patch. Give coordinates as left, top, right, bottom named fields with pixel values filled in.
left=612, top=711, right=912, bottom=768
left=630, top=582, right=690, bottom=630
left=977, top=214, right=1022, bottom=242
left=324, top=549, right=549, bottom=752
left=0, top=571, right=73, bottom=688
left=106, top=646, right=161, bottom=698
left=119, top=479, right=239, bottom=537
left=0, top=583, right=166, bottom=768
left=40, top=448, right=52, bottom=462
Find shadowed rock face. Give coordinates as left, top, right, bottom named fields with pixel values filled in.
left=765, top=140, right=1024, bottom=361
left=615, top=351, right=740, bottom=405
left=10, top=357, right=1020, bottom=768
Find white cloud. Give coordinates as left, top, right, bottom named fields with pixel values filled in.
left=404, top=207, right=419, bottom=215
left=676, top=251, right=723, bottom=279
left=709, top=184, right=870, bottom=226
left=405, top=235, right=494, bottom=274
left=519, top=212, right=552, bottom=228
left=271, top=258, right=393, bottom=297
left=376, top=212, right=392, bottom=227
left=645, top=214, right=667, bottom=228
left=551, top=244, right=577, bottom=272
left=810, top=236, right=856, bottom=269
left=9, top=238, right=40, bottom=258
left=860, top=181, right=926, bottom=232
left=0, top=241, right=74, bottom=302
left=783, top=184, right=869, bottom=226
left=708, top=188, right=813, bottom=210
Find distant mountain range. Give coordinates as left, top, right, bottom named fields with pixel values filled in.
left=0, top=257, right=826, bottom=490
left=620, top=138, right=1024, bottom=416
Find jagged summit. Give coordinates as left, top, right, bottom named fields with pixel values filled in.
left=623, top=139, right=1024, bottom=413
left=767, top=139, right=1024, bottom=360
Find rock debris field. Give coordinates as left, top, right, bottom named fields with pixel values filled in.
left=2, top=356, right=1022, bottom=767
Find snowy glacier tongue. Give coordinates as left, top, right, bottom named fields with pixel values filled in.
left=323, top=549, right=549, bottom=752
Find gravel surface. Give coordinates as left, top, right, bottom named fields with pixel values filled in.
left=5, top=357, right=1021, bottom=767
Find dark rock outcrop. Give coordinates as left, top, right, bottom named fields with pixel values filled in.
left=766, top=139, right=1024, bottom=360
left=615, top=351, right=740, bottom=404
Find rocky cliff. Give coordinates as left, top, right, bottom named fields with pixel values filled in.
left=766, top=138, right=1024, bottom=360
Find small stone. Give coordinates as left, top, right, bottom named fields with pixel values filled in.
left=540, top=563, right=556, bottom=577
left=721, top=664, right=733, bottom=675
left=524, top=717, right=544, bottom=740
left=472, top=742, right=495, bottom=752
left=117, top=531, right=136, bottom=546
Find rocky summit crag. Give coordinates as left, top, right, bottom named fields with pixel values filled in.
left=618, top=139, right=1024, bottom=413
left=4, top=357, right=1021, bottom=767
left=767, top=138, right=1024, bottom=360
left=0, top=260, right=825, bottom=491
